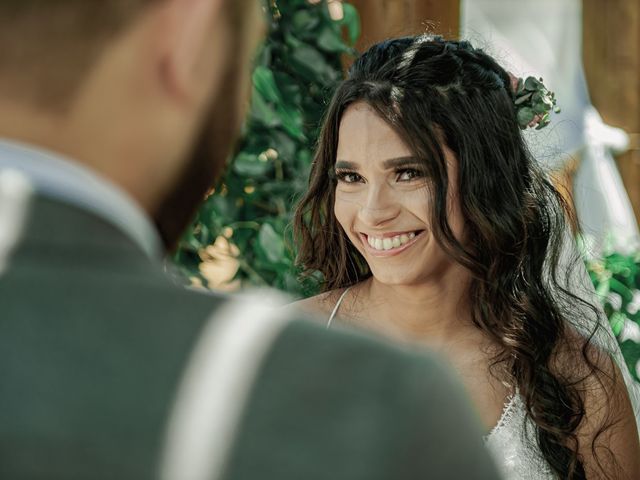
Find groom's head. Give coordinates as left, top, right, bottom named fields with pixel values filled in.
left=0, top=0, right=263, bottom=249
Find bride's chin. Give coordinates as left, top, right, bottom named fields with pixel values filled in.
left=368, top=268, right=418, bottom=287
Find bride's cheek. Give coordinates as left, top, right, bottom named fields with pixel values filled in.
left=334, top=189, right=363, bottom=209
left=334, top=192, right=362, bottom=234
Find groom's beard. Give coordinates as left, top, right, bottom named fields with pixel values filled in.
left=153, top=59, right=246, bottom=253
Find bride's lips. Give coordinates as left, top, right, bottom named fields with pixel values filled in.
left=359, top=230, right=425, bottom=257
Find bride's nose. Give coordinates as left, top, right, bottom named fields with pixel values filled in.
left=358, top=184, right=399, bottom=227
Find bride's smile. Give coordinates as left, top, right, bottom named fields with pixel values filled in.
left=359, top=230, right=425, bottom=256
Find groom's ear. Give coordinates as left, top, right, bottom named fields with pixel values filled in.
left=151, top=0, right=229, bottom=108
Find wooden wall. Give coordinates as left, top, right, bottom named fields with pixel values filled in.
left=349, top=0, right=460, bottom=52
left=583, top=0, right=640, bottom=222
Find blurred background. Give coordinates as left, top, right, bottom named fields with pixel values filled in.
left=172, top=0, right=640, bottom=378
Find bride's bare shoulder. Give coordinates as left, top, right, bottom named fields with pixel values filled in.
left=290, top=290, right=344, bottom=317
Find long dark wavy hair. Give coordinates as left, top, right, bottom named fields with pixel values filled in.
left=294, top=36, right=621, bottom=478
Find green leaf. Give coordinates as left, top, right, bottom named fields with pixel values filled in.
left=338, top=3, right=361, bottom=46
left=517, top=107, right=535, bottom=127
left=284, top=31, right=304, bottom=51
left=258, top=223, right=286, bottom=264
left=270, top=130, right=298, bottom=160
left=230, top=226, right=254, bottom=252
left=610, top=312, right=628, bottom=337
left=291, top=9, right=320, bottom=31
left=233, top=152, right=271, bottom=177
left=275, top=71, right=303, bottom=104
left=533, top=101, right=547, bottom=114
left=289, top=42, right=339, bottom=85
left=535, top=113, right=550, bottom=129
left=250, top=89, right=280, bottom=128
left=607, top=253, right=635, bottom=275
left=610, top=277, right=634, bottom=303
left=620, top=340, right=640, bottom=381
left=276, top=103, right=306, bottom=140
left=253, top=66, right=282, bottom=103
left=254, top=44, right=272, bottom=68
left=514, top=92, right=532, bottom=105
left=596, top=277, right=611, bottom=300
left=210, top=195, right=238, bottom=222
left=316, top=26, right=351, bottom=54
left=524, top=77, right=543, bottom=91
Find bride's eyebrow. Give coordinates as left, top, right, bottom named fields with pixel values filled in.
left=382, top=156, right=421, bottom=169
left=334, top=160, right=359, bottom=170
left=335, top=157, right=420, bottom=170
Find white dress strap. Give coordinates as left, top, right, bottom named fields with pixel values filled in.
left=327, top=287, right=351, bottom=328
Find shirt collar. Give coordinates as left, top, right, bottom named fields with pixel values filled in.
left=0, top=138, right=163, bottom=260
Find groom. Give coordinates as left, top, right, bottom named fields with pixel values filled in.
left=0, top=1, right=500, bottom=479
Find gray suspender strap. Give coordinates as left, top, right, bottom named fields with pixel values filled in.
left=160, top=291, right=293, bottom=480
left=327, top=287, right=351, bottom=328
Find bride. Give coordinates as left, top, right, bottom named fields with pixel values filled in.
left=293, top=35, right=640, bottom=479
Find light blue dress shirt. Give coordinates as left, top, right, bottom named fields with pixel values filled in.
left=0, top=138, right=162, bottom=260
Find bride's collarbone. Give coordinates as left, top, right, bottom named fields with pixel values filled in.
left=318, top=290, right=512, bottom=431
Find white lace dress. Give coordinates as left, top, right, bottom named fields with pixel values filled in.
left=327, top=288, right=556, bottom=479
left=484, top=393, right=555, bottom=479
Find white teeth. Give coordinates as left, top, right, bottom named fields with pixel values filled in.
left=366, top=232, right=419, bottom=251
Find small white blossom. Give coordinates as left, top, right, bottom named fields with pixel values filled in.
left=607, top=292, right=623, bottom=311
left=619, top=320, right=640, bottom=344
left=627, top=290, right=640, bottom=315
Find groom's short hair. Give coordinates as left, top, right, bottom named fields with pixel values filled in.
left=0, top=0, right=247, bottom=110
left=0, top=0, right=158, bottom=108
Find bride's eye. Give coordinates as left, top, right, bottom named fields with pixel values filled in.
left=396, top=168, right=423, bottom=182
left=335, top=170, right=363, bottom=184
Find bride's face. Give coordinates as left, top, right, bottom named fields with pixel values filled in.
left=333, top=102, right=464, bottom=286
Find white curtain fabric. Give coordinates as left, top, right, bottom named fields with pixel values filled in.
left=461, top=0, right=640, bottom=254
left=574, top=107, right=640, bottom=254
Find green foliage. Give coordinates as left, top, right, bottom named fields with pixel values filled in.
left=583, top=242, right=640, bottom=381
left=513, top=76, right=560, bottom=130
left=174, top=0, right=359, bottom=297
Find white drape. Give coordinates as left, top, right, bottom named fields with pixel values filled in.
left=461, top=0, right=640, bottom=254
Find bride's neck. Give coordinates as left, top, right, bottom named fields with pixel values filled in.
left=361, top=268, right=473, bottom=344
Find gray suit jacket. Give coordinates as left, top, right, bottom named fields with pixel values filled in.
left=0, top=196, right=501, bottom=479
